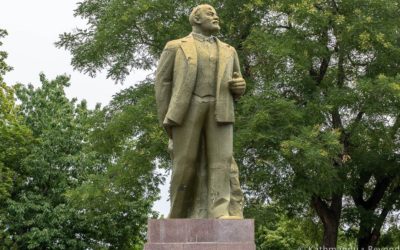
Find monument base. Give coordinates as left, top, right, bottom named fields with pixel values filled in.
left=144, top=219, right=256, bottom=250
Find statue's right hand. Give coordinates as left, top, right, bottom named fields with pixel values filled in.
left=228, top=72, right=246, bottom=98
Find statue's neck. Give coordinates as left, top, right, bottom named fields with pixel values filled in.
left=192, top=26, right=215, bottom=37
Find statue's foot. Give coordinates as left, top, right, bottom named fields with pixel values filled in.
left=218, top=215, right=242, bottom=220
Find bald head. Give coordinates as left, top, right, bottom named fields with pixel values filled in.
left=189, top=4, right=214, bottom=26
left=189, top=4, right=220, bottom=35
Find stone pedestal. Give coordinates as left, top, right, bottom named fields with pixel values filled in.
left=144, top=219, right=256, bottom=250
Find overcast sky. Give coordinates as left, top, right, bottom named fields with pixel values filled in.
left=1, top=0, right=148, bottom=108
left=1, top=0, right=169, bottom=216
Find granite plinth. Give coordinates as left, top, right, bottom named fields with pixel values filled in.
left=144, top=219, right=256, bottom=250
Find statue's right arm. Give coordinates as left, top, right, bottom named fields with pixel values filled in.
left=155, top=41, right=179, bottom=128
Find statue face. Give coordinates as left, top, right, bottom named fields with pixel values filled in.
left=196, top=6, right=220, bottom=34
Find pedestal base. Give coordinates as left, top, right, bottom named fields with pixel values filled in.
left=144, top=219, right=255, bottom=250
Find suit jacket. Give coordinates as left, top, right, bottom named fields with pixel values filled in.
left=155, top=34, right=244, bottom=129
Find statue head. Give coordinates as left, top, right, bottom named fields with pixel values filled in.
left=189, top=4, right=220, bottom=36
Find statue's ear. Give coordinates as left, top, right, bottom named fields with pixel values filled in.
left=193, top=15, right=202, bottom=25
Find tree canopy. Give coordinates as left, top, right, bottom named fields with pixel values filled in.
left=57, top=0, right=400, bottom=248
left=0, top=0, right=399, bottom=249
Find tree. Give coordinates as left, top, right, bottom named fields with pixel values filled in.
left=65, top=80, right=167, bottom=249
left=2, top=74, right=95, bottom=249
left=245, top=203, right=322, bottom=249
left=56, top=0, right=265, bottom=82
left=0, top=29, right=15, bottom=203
left=0, top=82, right=34, bottom=246
left=1, top=24, right=166, bottom=247
left=377, top=226, right=400, bottom=248
left=237, top=0, right=400, bottom=248
left=2, top=73, right=167, bottom=249
left=0, top=29, right=34, bottom=247
left=58, top=0, right=400, bottom=248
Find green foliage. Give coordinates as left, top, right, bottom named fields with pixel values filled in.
left=0, top=73, right=168, bottom=249
left=64, top=81, right=168, bottom=249
left=377, top=227, right=400, bottom=248
left=0, top=83, right=31, bottom=203
left=0, top=29, right=13, bottom=80
left=256, top=218, right=315, bottom=250
left=1, top=74, right=95, bottom=249
left=0, top=30, right=33, bottom=247
left=56, top=0, right=268, bottom=81
left=0, top=83, right=34, bottom=248
left=54, top=0, right=400, bottom=248
left=56, top=0, right=191, bottom=81
left=237, top=0, right=400, bottom=247
left=245, top=204, right=321, bottom=250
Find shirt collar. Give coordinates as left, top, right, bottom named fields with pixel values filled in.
left=191, top=32, right=216, bottom=43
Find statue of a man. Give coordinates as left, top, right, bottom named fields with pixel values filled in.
left=155, top=4, right=246, bottom=219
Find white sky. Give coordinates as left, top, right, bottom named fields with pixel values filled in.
left=1, top=0, right=169, bottom=216
left=1, top=0, right=148, bottom=109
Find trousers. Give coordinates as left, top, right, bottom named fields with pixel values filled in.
left=169, top=95, right=233, bottom=218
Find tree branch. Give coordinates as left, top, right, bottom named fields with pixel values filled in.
left=370, top=185, right=400, bottom=247
left=275, top=25, right=291, bottom=30
left=391, top=115, right=400, bottom=138
left=312, top=194, right=342, bottom=223
left=352, top=172, right=372, bottom=207
left=132, top=22, right=156, bottom=48
left=329, top=193, right=343, bottom=219
left=364, top=176, right=392, bottom=210
left=337, top=51, right=345, bottom=87
left=316, top=56, right=331, bottom=85
left=355, top=111, right=364, bottom=123
left=331, top=108, right=343, bottom=130
left=330, top=0, right=339, bottom=13
left=347, top=53, right=369, bottom=67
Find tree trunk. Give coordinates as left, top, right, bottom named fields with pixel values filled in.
left=352, top=176, right=396, bottom=249
left=312, top=194, right=342, bottom=249
left=358, top=232, right=380, bottom=250
left=356, top=199, right=393, bottom=249
left=322, top=217, right=340, bottom=249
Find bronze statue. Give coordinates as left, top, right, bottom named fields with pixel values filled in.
left=155, top=4, right=246, bottom=219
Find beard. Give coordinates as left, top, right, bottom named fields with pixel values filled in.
left=202, top=22, right=220, bottom=34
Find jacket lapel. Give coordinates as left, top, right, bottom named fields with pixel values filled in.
left=180, top=35, right=197, bottom=65
left=179, top=35, right=229, bottom=98
left=216, top=38, right=230, bottom=98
